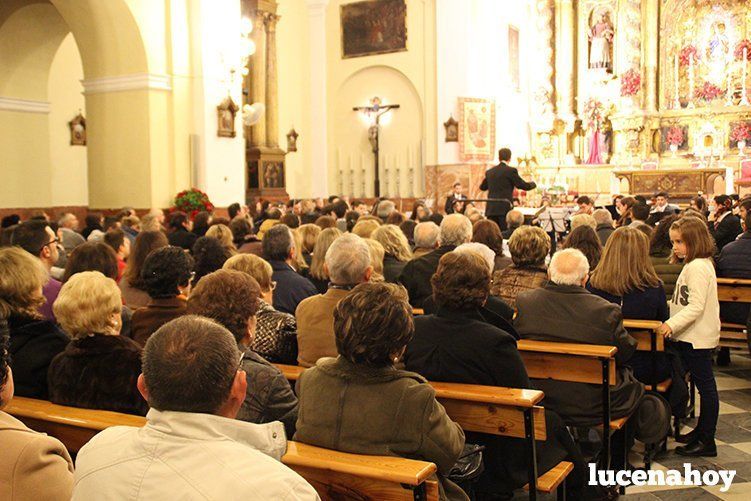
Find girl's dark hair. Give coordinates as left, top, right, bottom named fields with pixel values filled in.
left=191, top=237, right=232, bottom=286
left=141, top=246, right=195, bottom=298
left=193, top=211, right=211, bottom=237
left=125, top=231, right=169, bottom=289
left=399, top=219, right=417, bottom=244
left=562, top=226, right=603, bottom=269
left=649, top=214, right=679, bottom=256
left=169, top=211, right=189, bottom=231
left=472, top=219, right=504, bottom=255
left=63, top=242, right=119, bottom=282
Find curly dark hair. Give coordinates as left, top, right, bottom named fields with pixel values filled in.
left=334, top=282, right=414, bottom=368
left=141, top=246, right=195, bottom=298
left=431, top=251, right=490, bottom=310
left=187, top=269, right=261, bottom=343
left=193, top=211, right=212, bottom=237
left=562, top=225, right=603, bottom=269
left=192, top=236, right=232, bottom=286
left=472, top=219, right=504, bottom=255
left=63, top=242, right=119, bottom=282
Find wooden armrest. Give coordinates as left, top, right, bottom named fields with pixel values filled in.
left=721, top=322, right=747, bottom=330
left=645, top=379, right=672, bottom=393
left=412, top=308, right=425, bottom=315
left=517, top=339, right=617, bottom=358
left=282, top=441, right=437, bottom=486
left=717, top=278, right=751, bottom=286
left=429, top=382, right=544, bottom=408
left=276, top=364, right=305, bottom=381
left=609, top=416, right=629, bottom=431
left=6, top=397, right=146, bottom=430
left=524, top=461, right=574, bottom=493
left=623, top=319, right=661, bottom=330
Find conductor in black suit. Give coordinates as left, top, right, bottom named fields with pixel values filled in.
left=479, top=148, right=537, bottom=230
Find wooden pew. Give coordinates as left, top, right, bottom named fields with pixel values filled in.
left=6, top=397, right=440, bottom=501
left=276, top=364, right=572, bottom=500
left=622, top=319, right=672, bottom=392
left=717, top=278, right=751, bottom=351
left=515, top=339, right=624, bottom=475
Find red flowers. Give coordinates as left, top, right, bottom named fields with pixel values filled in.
left=666, top=126, right=684, bottom=147
left=735, top=40, right=751, bottom=61
left=730, top=122, right=751, bottom=143
left=620, top=69, right=641, bottom=97
left=679, top=45, right=698, bottom=66
left=171, top=188, right=214, bottom=219
left=694, top=81, right=723, bottom=102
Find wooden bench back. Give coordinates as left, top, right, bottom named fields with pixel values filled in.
left=516, top=339, right=617, bottom=386
left=717, top=278, right=751, bottom=304
left=623, top=319, right=664, bottom=352
left=6, top=397, right=439, bottom=501
left=275, top=364, right=548, bottom=440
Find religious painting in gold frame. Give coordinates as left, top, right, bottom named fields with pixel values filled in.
left=217, top=96, right=239, bottom=138
left=458, top=97, right=496, bottom=162
left=341, top=0, right=407, bottom=59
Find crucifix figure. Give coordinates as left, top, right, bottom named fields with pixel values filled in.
left=353, top=97, right=400, bottom=197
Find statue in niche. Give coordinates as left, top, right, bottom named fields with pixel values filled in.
left=588, top=10, right=614, bottom=72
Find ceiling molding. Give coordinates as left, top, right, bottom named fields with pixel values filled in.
left=0, top=96, right=51, bottom=114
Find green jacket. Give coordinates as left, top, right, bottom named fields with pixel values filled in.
left=294, top=356, right=468, bottom=501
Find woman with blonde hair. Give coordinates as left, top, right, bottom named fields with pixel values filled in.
left=290, top=228, right=310, bottom=274
left=588, top=227, right=673, bottom=385
left=363, top=239, right=386, bottom=282
left=205, top=223, right=236, bottom=254
left=372, top=224, right=412, bottom=283
left=297, top=224, right=321, bottom=266
left=48, top=271, right=146, bottom=415
left=352, top=218, right=381, bottom=239
left=0, top=247, right=68, bottom=399
left=223, top=254, right=298, bottom=364
left=309, top=228, right=343, bottom=293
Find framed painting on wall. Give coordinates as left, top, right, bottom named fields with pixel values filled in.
left=508, top=25, right=520, bottom=92
left=458, top=97, right=496, bottom=162
left=341, top=0, right=407, bottom=59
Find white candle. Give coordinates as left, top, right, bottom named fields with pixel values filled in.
left=674, top=53, right=679, bottom=108
left=688, top=55, right=696, bottom=108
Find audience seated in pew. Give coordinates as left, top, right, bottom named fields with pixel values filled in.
left=263, top=225, right=318, bottom=314
left=399, top=214, right=473, bottom=308
left=130, top=246, right=193, bottom=346
left=166, top=211, right=197, bottom=251
left=411, top=221, right=440, bottom=259
left=191, top=236, right=233, bottom=287
left=187, top=269, right=298, bottom=437
left=119, top=230, right=169, bottom=310
left=296, top=234, right=372, bottom=368
left=0, top=247, right=68, bottom=399
left=0, top=319, right=74, bottom=500
left=716, top=198, right=751, bottom=329
left=515, top=249, right=644, bottom=468
left=48, top=272, right=147, bottom=416
left=71, top=315, right=318, bottom=500
left=307, top=227, right=342, bottom=294
left=709, top=195, right=743, bottom=252
left=649, top=214, right=684, bottom=298
left=471, top=219, right=512, bottom=273
left=490, top=226, right=550, bottom=309
left=294, top=282, right=467, bottom=501
left=372, top=224, right=413, bottom=283
left=9, top=220, right=62, bottom=322
left=223, top=254, right=298, bottom=364
left=405, top=251, right=592, bottom=499
left=562, top=225, right=602, bottom=270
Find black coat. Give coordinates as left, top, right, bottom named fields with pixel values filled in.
left=710, top=214, right=743, bottom=251
left=269, top=260, right=318, bottom=315
left=47, top=334, right=147, bottom=415
left=168, top=228, right=198, bottom=251
left=444, top=194, right=466, bottom=214
left=479, top=163, right=536, bottom=216
left=421, top=295, right=518, bottom=339
left=716, top=232, right=751, bottom=324
left=397, top=245, right=455, bottom=307
left=514, top=283, right=644, bottom=427
left=405, top=308, right=583, bottom=495
left=8, top=316, right=68, bottom=399
left=383, top=254, right=407, bottom=284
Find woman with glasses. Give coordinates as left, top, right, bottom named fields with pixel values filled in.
left=130, top=246, right=194, bottom=346
left=0, top=247, right=68, bottom=399
left=223, top=254, right=298, bottom=364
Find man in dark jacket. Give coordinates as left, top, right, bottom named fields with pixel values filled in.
left=593, top=209, right=615, bottom=246
left=262, top=225, right=317, bottom=315
left=716, top=199, right=751, bottom=327
left=444, top=182, right=467, bottom=214
left=398, top=214, right=472, bottom=307
left=710, top=194, right=743, bottom=251
left=479, top=148, right=536, bottom=230
left=515, top=248, right=644, bottom=427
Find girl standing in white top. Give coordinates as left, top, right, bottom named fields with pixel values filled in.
left=657, top=216, right=720, bottom=457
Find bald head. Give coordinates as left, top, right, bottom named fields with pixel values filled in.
left=439, top=214, right=473, bottom=247
left=548, top=249, right=589, bottom=287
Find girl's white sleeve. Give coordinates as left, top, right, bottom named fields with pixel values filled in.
left=665, top=262, right=711, bottom=334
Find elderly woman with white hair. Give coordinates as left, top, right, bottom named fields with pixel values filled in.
left=296, top=233, right=374, bottom=367
left=48, top=271, right=147, bottom=415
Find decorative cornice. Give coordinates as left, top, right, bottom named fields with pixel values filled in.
left=0, top=96, right=51, bottom=114
left=81, top=73, right=172, bottom=94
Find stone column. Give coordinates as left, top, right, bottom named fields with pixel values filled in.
left=555, top=0, right=576, bottom=118
left=306, top=0, right=329, bottom=197
left=643, top=0, right=659, bottom=112
left=264, top=13, right=280, bottom=148
left=249, top=13, right=267, bottom=147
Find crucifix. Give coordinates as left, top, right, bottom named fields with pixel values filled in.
left=353, top=97, right=400, bottom=198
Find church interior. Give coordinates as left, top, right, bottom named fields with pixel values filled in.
left=2, top=0, right=751, bottom=500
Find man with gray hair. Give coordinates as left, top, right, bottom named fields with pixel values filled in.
left=295, top=233, right=372, bottom=367
left=263, top=225, right=317, bottom=315
left=72, top=316, right=318, bottom=500
left=398, top=214, right=472, bottom=307
left=58, top=213, right=85, bottom=256
left=412, top=221, right=440, bottom=258
left=375, top=199, right=396, bottom=221
left=514, top=249, right=643, bottom=457
left=592, top=208, right=615, bottom=245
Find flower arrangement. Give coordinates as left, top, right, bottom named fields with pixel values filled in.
left=582, top=98, right=606, bottom=128
left=171, top=188, right=215, bottom=219
left=730, top=122, right=751, bottom=143
left=666, top=126, right=684, bottom=147
left=679, top=45, right=698, bottom=66
left=620, top=69, right=641, bottom=97
left=694, top=81, right=723, bottom=102
left=735, top=39, right=751, bottom=61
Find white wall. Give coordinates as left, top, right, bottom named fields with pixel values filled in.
left=48, top=33, right=88, bottom=206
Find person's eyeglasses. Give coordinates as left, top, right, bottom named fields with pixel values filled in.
left=38, top=237, right=60, bottom=253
